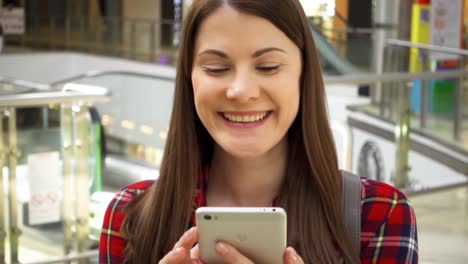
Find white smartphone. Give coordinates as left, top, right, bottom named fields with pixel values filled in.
left=195, top=207, right=287, bottom=264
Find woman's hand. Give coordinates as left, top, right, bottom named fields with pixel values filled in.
left=284, top=247, right=305, bottom=264
left=159, top=227, right=202, bottom=264
left=214, top=242, right=304, bottom=264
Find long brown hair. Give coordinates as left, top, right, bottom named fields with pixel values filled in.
left=122, top=0, right=360, bottom=263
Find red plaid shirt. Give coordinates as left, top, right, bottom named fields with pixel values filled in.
left=99, top=174, right=418, bottom=263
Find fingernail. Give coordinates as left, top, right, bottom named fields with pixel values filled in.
left=216, top=242, right=229, bottom=255
left=289, top=248, right=298, bottom=262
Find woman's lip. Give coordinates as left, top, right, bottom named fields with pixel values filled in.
left=220, top=111, right=271, bottom=115
left=220, top=111, right=272, bottom=128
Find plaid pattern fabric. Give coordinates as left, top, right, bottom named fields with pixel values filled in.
left=99, top=175, right=418, bottom=263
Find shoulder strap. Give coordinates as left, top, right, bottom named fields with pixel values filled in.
left=341, top=170, right=361, bottom=257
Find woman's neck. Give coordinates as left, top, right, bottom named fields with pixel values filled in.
left=207, top=139, right=288, bottom=207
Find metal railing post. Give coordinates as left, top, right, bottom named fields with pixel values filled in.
left=74, top=105, right=91, bottom=258
left=453, top=60, right=462, bottom=141
left=51, top=17, right=56, bottom=50
left=7, top=108, right=21, bottom=264
left=34, top=16, right=39, bottom=48
left=394, top=81, right=412, bottom=190
left=380, top=46, right=392, bottom=116
left=150, top=21, right=156, bottom=62
left=65, top=17, right=71, bottom=50
left=79, top=17, right=85, bottom=52
left=113, top=18, right=120, bottom=56
left=61, top=105, right=74, bottom=256
left=420, top=50, right=430, bottom=129
left=0, top=111, right=5, bottom=264
left=95, top=17, right=102, bottom=54
left=130, top=20, right=136, bottom=59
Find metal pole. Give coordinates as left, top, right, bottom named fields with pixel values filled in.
left=380, top=46, right=392, bottom=116
left=49, top=17, right=55, bottom=50
left=0, top=111, right=6, bottom=264
left=453, top=60, right=462, bottom=141
left=394, top=0, right=413, bottom=190
left=21, top=0, right=26, bottom=48
left=372, top=0, right=399, bottom=105
left=74, top=106, right=91, bottom=258
left=65, top=17, right=70, bottom=50
left=130, top=20, right=136, bottom=59
left=7, top=108, right=21, bottom=264
left=390, top=46, right=401, bottom=120
left=113, top=18, right=120, bottom=56
left=61, top=106, right=74, bottom=255
left=95, top=17, right=102, bottom=55
left=34, top=16, right=39, bottom=48
left=150, top=21, right=156, bottom=62
left=389, top=47, right=402, bottom=121
left=420, top=51, right=429, bottom=129
left=79, top=17, right=85, bottom=52
left=394, top=81, right=412, bottom=190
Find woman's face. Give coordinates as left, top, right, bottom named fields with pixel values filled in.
left=191, top=5, right=302, bottom=158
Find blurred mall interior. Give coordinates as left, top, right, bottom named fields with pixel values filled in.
left=0, top=0, right=467, bottom=263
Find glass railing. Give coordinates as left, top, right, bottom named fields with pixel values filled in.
left=364, top=39, right=468, bottom=153
left=0, top=78, right=109, bottom=263
left=50, top=71, right=174, bottom=170
left=321, top=39, right=467, bottom=198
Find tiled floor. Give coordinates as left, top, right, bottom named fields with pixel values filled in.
left=409, top=185, right=468, bottom=263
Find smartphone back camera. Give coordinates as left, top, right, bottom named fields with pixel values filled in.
left=204, top=214, right=212, bottom=220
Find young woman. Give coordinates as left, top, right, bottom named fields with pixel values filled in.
left=99, top=0, right=418, bottom=263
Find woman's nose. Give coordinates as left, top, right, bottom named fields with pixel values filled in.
left=226, top=70, right=260, bottom=103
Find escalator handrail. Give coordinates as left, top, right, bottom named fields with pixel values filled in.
left=50, top=70, right=176, bottom=88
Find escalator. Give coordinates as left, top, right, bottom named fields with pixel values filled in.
left=309, top=21, right=363, bottom=75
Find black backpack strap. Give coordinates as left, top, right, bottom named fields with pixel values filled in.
left=341, top=170, right=362, bottom=257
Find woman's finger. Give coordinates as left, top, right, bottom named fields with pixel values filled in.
left=284, top=247, right=304, bottom=264
left=159, top=228, right=199, bottom=264
left=173, top=227, right=199, bottom=251
left=215, top=242, right=254, bottom=264
left=190, top=244, right=200, bottom=258
left=158, top=247, right=187, bottom=264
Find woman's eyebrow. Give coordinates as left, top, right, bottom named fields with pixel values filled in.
left=197, top=49, right=229, bottom=58
left=197, top=47, right=286, bottom=59
left=252, top=47, right=286, bottom=58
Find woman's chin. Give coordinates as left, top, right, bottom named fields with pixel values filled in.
left=219, top=144, right=270, bottom=159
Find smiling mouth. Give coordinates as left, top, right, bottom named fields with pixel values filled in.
left=221, top=111, right=271, bottom=123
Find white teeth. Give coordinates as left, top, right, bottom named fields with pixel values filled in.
left=223, top=112, right=268, bottom=123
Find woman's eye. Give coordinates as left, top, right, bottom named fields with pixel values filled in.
left=202, top=67, right=229, bottom=74
left=256, top=65, right=280, bottom=73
